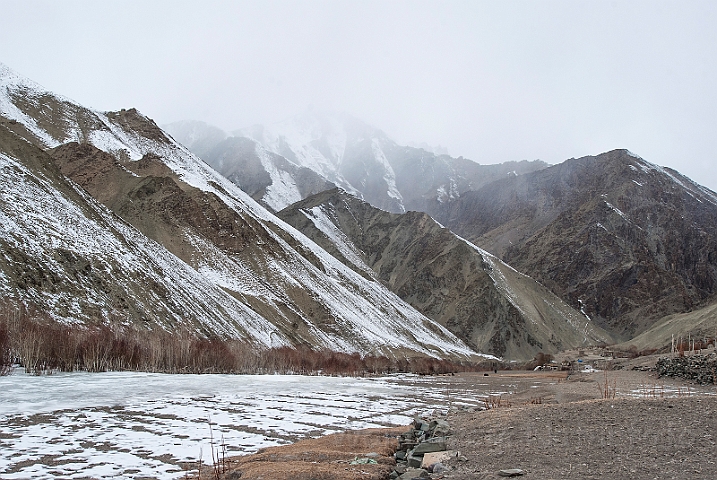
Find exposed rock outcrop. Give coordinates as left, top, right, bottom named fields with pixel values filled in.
left=432, top=150, right=717, bottom=339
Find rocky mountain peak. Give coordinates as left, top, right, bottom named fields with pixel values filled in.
left=166, top=110, right=549, bottom=216
left=433, top=148, right=717, bottom=339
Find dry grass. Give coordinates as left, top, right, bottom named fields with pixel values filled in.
left=189, top=427, right=403, bottom=480
left=483, top=395, right=512, bottom=409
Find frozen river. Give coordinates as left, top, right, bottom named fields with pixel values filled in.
left=0, top=369, right=496, bottom=479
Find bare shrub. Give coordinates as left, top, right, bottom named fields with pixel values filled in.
left=484, top=395, right=511, bottom=409
left=597, top=370, right=617, bottom=399
left=0, top=298, right=484, bottom=376
left=0, top=323, right=11, bottom=375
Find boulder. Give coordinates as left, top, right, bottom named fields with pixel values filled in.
left=413, top=436, right=448, bottom=455
left=429, top=419, right=451, bottom=437
left=498, top=468, right=526, bottom=477
left=397, top=468, right=430, bottom=479
left=421, top=450, right=456, bottom=469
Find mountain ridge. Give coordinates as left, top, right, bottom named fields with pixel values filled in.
left=0, top=62, right=479, bottom=360
left=432, top=149, right=717, bottom=338
left=164, top=114, right=549, bottom=214
left=278, top=187, right=612, bottom=359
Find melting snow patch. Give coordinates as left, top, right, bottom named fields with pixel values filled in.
left=256, top=146, right=303, bottom=211
left=371, top=139, right=404, bottom=206
left=604, top=201, right=628, bottom=220
left=302, top=206, right=374, bottom=277
left=0, top=371, right=494, bottom=479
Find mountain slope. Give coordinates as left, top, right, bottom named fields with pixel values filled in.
left=617, top=299, right=717, bottom=352
left=433, top=149, right=717, bottom=338
left=0, top=62, right=477, bottom=359
left=162, top=119, right=228, bottom=159
left=0, top=124, right=273, bottom=342
left=278, top=188, right=612, bottom=359
left=165, top=113, right=548, bottom=214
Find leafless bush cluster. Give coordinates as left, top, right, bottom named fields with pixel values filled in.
left=483, top=395, right=511, bottom=409
left=597, top=370, right=617, bottom=399
left=0, top=298, right=472, bottom=376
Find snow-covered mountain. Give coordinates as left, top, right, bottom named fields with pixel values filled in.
left=278, top=188, right=612, bottom=359
left=164, top=113, right=548, bottom=214
left=0, top=127, right=273, bottom=342
left=0, top=62, right=478, bottom=359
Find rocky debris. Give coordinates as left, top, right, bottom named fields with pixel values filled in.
left=396, top=468, right=431, bottom=479
left=631, top=365, right=655, bottom=372
left=390, top=418, right=455, bottom=479
left=656, top=353, right=717, bottom=385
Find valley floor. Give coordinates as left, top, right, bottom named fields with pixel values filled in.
left=4, top=359, right=715, bottom=479
left=216, top=362, right=717, bottom=480
left=444, top=369, right=717, bottom=480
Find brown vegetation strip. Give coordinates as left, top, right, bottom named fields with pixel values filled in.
left=200, top=427, right=404, bottom=480
left=0, top=299, right=477, bottom=375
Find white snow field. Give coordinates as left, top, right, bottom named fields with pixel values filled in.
left=0, top=370, right=506, bottom=479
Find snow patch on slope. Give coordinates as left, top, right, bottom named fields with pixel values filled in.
left=240, top=114, right=346, bottom=180
left=604, top=200, right=629, bottom=220
left=0, top=151, right=277, bottom=343
left=632, top=155, right=717, bottom=206
left=455, top=232, right=604, bottom=339
left=435, top=181, right=459, bottom=203
left=0, top=64, right=61, bottom=147
left=371, top=138, right=404, bottom=206
left=255, top=145, right=303, bottom=211
left=301, top=205, right=375, bottom=278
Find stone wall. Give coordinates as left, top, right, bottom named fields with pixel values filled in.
left=656, top=353, right=717, bottom=385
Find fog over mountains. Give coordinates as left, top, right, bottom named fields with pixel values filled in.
left=2, top=61, right=716, bottom=361
left=164, top=115, right=547, bottom=214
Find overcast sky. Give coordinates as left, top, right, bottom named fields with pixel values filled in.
left=2, top=1, right=716, bottom=191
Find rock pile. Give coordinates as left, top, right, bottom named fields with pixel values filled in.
left=656, top=353, right=717, bottom=385
left=390, top=418, right=456, bottom=479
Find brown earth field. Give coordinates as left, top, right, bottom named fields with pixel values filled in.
left=209, top=354, right=717, bottom=480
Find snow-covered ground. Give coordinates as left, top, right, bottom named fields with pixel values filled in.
left=0, top=370, right=502, bottom=479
